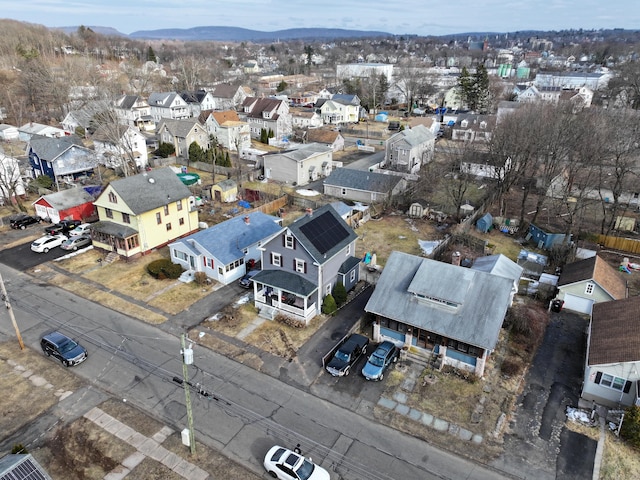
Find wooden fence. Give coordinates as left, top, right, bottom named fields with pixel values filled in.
left=247, top=195, right=288, bottom=216
left=596, top=234, right=640, bottom=255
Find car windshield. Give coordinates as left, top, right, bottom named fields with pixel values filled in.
left=58, top=339, right=78, bottom=354
left=295, top=458, right=315, bottom=480
left=369, top=353, right=385, bottom=367
left=334, top=350, right=350, bottom=362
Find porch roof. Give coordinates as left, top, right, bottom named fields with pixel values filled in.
left=91, top=220, right=138, bottom=239
left=252, top=269, right=317, bottom=296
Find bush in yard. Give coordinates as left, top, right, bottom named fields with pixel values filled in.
left=193, top=271, right=209, bottom=286
left=620, top=405, right=640, bottom=450
left=501, top=357, right=523, bottom=377
left=321, top=294, right=337, bottom=315
left=146, top=259, right=184, bottom=279
left=332, top=282, right=347, bottom=306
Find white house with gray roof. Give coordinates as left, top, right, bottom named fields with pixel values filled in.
left=471, top=254, right=523, bottom=306
left=262, top=143, right=332, bottom=186
left=169, top=211, right=283, bottom=285
left=148, top=92, right=191, bottom=121
left=323, top=168, right=406, bottom=204
left=365, top=251, right=514, bottom=377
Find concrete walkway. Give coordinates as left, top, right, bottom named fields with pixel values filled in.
left=85, top=407, right=208, bottom=480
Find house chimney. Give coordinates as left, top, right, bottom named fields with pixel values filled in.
left=306, top=208, right=313, bottom=216
left=244, top=215, right=250, bottom=225
left=452, top=251, right=461, bottom=266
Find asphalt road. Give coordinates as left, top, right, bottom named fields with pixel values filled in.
left=0, top=263, right=513, bottom=480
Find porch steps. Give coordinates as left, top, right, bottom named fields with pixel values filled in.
left=404, top=349, right=442, bottom=372
left=258, top=305, right=277, bottom=320
left=103, top=252, right=119, bottom=265
left=179, top=270, right=195, bottom=283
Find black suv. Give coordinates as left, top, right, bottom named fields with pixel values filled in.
left=325, top=333, right=369, bottom=377
left=10, top=215, right=42, bottom=229
left=40, top=331, right=88, bottom=367
left=44, top=219, right=82, bottom=235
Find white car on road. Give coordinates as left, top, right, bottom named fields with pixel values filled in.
left=31, top=234, right=68, bottom=253
left=263, top=445, right=330, bottom=480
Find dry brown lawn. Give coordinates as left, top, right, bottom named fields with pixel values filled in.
left=600, top=431, right=640, bottom=480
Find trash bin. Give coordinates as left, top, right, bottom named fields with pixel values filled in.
left=551, top=299, right=564, bottom=312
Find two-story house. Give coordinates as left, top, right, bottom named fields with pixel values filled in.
left=252, top=204, right=360, bottom=324
left=385, top=125, right=435, bottom=174
left=450, top=114, right=496, bottom=143
left=199, top=110, right=251, bottom=152
left=92, top=124, right=148, bottom=171
left=179, top=90, right=216, bottom=118
left=114, top=95, right=154, bottom=132
left=156, top=118, right=209, bottom=158
left=240, top=97, right=292, bottom=141
left=28, top=135, right=97, bottom=190
left=316, top=94, right=361, bottom=125
left=208, top=84, right=250, bottom=111
left=148, top=92, right=191, bottom=121
left=262, top=143, right=333, bottom=186
left=91, top=168, right=198, bottom=258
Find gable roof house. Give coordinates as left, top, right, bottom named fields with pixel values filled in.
left=450, top=114, right=496, bottom=143
left=19, top=122, right=67, bottom=141
left=0, top=123, right=19, bottom=141
left=290, top=107, right=323, bottom=129
left=471, top=254, right=523, bottom=306
left=252, top=204, right=360, bottom=324
left=581, top=297, right=640, bottom=408
left=28, top=135, right=97, bottom=190
left=515, top=85, right=562, bottom=104
left=169, top=211, right=283, bottom=285
left=557, top=255, right=627, bottom=314
left=323, top=168, right=406, bottom=204
left=32, top=187, right=97, bottom=223
left=460, top=150, right=513, bottom=180
left=239, top=97, right=292, bottom=140
left=156, top=118, right=209, bottom=158
left=114, top=95, right=154, bottom=132
left=316, top=95, right=361, bottom=125
left=91, top=167, right=198, bottom=258
left=305, top=129, right=345, bottom=151
left=366, top=251, right=514, bottom=377
left=60, top=101, right=105, bottom=133
left=385, top=125, right=435, bottom=174
left=92, top=124, right=148, bottom=171
left=200, top=110, right=251, bottom=152
left=148, top=92, right=191, bottom=121
left=208, top=84, right=250, bottom=111
left=179, top=90, right=216, bottom=118
left=262, top=143, right=333, bottom=186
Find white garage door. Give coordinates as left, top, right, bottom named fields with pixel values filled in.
left=562, top=293, right=594, bottom=314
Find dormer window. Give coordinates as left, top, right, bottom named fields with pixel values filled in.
left=480, top=121, right=487, bottom=129
left=461, top=120, right=468, bottom=128
left=263, top=111, right=271, bottom=119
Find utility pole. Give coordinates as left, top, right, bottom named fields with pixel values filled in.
left=0, top=272, right=24, bottom=350
left=181, top=334, right=196, bottom=455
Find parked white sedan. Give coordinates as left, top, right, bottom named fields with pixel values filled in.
left=69, top=223, right=92, bottom=236
left=263, top=445, right=330, bottom=480
left=31, top=234, right=68, bottom=253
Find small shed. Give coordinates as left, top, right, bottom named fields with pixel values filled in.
left=32, top=187, right=98, bottom=224
left=528, top=223, right=567, bottom=250
left=211, top=179, right=238, bottom=203
left=408, top=201, right=428, bottom=218
left=0, top=124, right=19, bottom=141
left=476, top=212, right=493, bottom=233
left=614, top=216, right=636, bottom=232
left=459, top=202, right=474, bottom=216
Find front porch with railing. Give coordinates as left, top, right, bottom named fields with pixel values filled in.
left=254, top=286, right=317, bottom=324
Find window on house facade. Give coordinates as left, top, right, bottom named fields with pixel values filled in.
left=108, top=192, right=118, bottom=203
left=175, top=250, right=187, bottom=261
left=177, top=200, right=183, bottom=211
left=346, top=244, right=350, bottom=255
left=156, top=212, right=162, bottom=224
left=285, top=234, right=295, bottom=249
left=272, top=253, right=281, bottom=267
left=295, top=259, right=306, bottom=273
left=325, top=283, right=332, bottom=296
left=350, top=270, right=356, bottom=282
left=164, top=205, right=169, bottom=215
left=179, top=218, right=184, bottom=226
left=166, top=223, right=172, bottom=231
left=585, top=283, right=594, bottom=295
left=122, top=213, right=130, bottom=224
left=126, top=236, right=139, bottom=249
left=595, top=372, right=630, bottom=392
left=342, top=188, right=347, bottom=196
left=106, top=208, right=113, bottom=219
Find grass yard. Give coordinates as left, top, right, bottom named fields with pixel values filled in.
left=600, top=431, right=640, bottom=480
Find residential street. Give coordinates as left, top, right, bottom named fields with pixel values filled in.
left=0, top=263, right=515, bottom=480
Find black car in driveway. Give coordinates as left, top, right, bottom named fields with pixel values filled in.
left=40, top=331, right=88, bottom=367
left=325, top=333, right=369, bottom=377
left=44, top=219, right=82, bottom=235
left=10, top=215, right=42, bottom=229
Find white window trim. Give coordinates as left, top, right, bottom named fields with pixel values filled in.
left=285, top=234, right=295, bottom=249
left=273, top=253, right=282, bottom=267
left=295, top=258, right=305, bottom=273
left=585, top=282, right=594, bottom=295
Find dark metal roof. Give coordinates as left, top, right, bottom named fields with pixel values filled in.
left=323, top=168, right=402, bottom=193
left=252, top=269, right=317, bottom=296
left=338, top=256, right=361, bottom=274
left=90, top=220, right=138, bottom=238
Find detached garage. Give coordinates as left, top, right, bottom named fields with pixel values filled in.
left=556, top=255, right=627, bottom=314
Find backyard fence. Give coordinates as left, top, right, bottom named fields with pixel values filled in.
left=597, top=234, right=640, bottom=255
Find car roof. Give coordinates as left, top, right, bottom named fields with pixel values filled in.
left=42, top=331, right=71, bottom=345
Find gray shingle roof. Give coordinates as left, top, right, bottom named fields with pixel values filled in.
left=157, top=118, right=202, bottom=138
left=263, top=143, right=331, bottom=163
left=107, top=167, right=192, bottom=214
left=29, top=134, right=86, bottom=161
left=365, top=251, right=513, bottom=349
left=251, top=269, right=317, bottom=296
left=471, top=254, right=523, bottom=283
left=171, top=211, right=283, bottom=265
left=589, top=297, right=640, bottom=365
left=323, top=168, right=402, bottom=193
left=37, top=188, right=95, bottom=210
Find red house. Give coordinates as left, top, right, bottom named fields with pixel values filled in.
left=33, top=188, right=98, bottom=224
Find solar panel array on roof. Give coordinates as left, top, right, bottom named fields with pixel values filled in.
left=299, top=211, right=350, bottom=255
left=1, top=456, right=49, bottom=480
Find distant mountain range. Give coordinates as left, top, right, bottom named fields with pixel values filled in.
left=55, top=25, right=394, bottom=42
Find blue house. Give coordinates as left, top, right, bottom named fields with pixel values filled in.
left=169, top=211, right=283, bottom=285
left=476, top=212, right=493, bottom=233
left=528, top=223, right=568, bottom=250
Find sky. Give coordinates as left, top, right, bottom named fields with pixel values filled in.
left=1, top=0, right=638, bottom=37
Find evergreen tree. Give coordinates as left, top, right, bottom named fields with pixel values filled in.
left=332, top=282, right=347, bottom=306
left=457, top=67, right=474, bottom=110
left=224, top=151, right=231, bottom=167
left=620, top=405, right=640, bottom=450
left=147, top=46, right=157, bottom=63
left=322, top=294, right=337, bottom=315
left=260, top=128, right=268, bottom=143
left=472, top=65, right=490, bottom=113
left=268, top=128, right=275, bottom=139
left=277, top=80, right=288, bottom=92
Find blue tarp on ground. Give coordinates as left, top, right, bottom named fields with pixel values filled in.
left=238, top=200, right=251, bottom=209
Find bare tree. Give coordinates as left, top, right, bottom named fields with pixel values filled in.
left=0, top=151, right=27, bottom=212
left=174, top=55, right=208, bottom=91
left=90, top=106, right=141, bottom=177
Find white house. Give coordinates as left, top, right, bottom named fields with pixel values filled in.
left=92, top=125, right=149, bottom=170
left=148, top=92, right=191, bottom=121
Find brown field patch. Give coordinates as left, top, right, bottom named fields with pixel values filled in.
left=147, top=281, right=213, bottom=315
left=601, top=431, right=640, bottom=480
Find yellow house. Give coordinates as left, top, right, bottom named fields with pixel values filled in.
left=91, top=168, right=199, bottom=258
